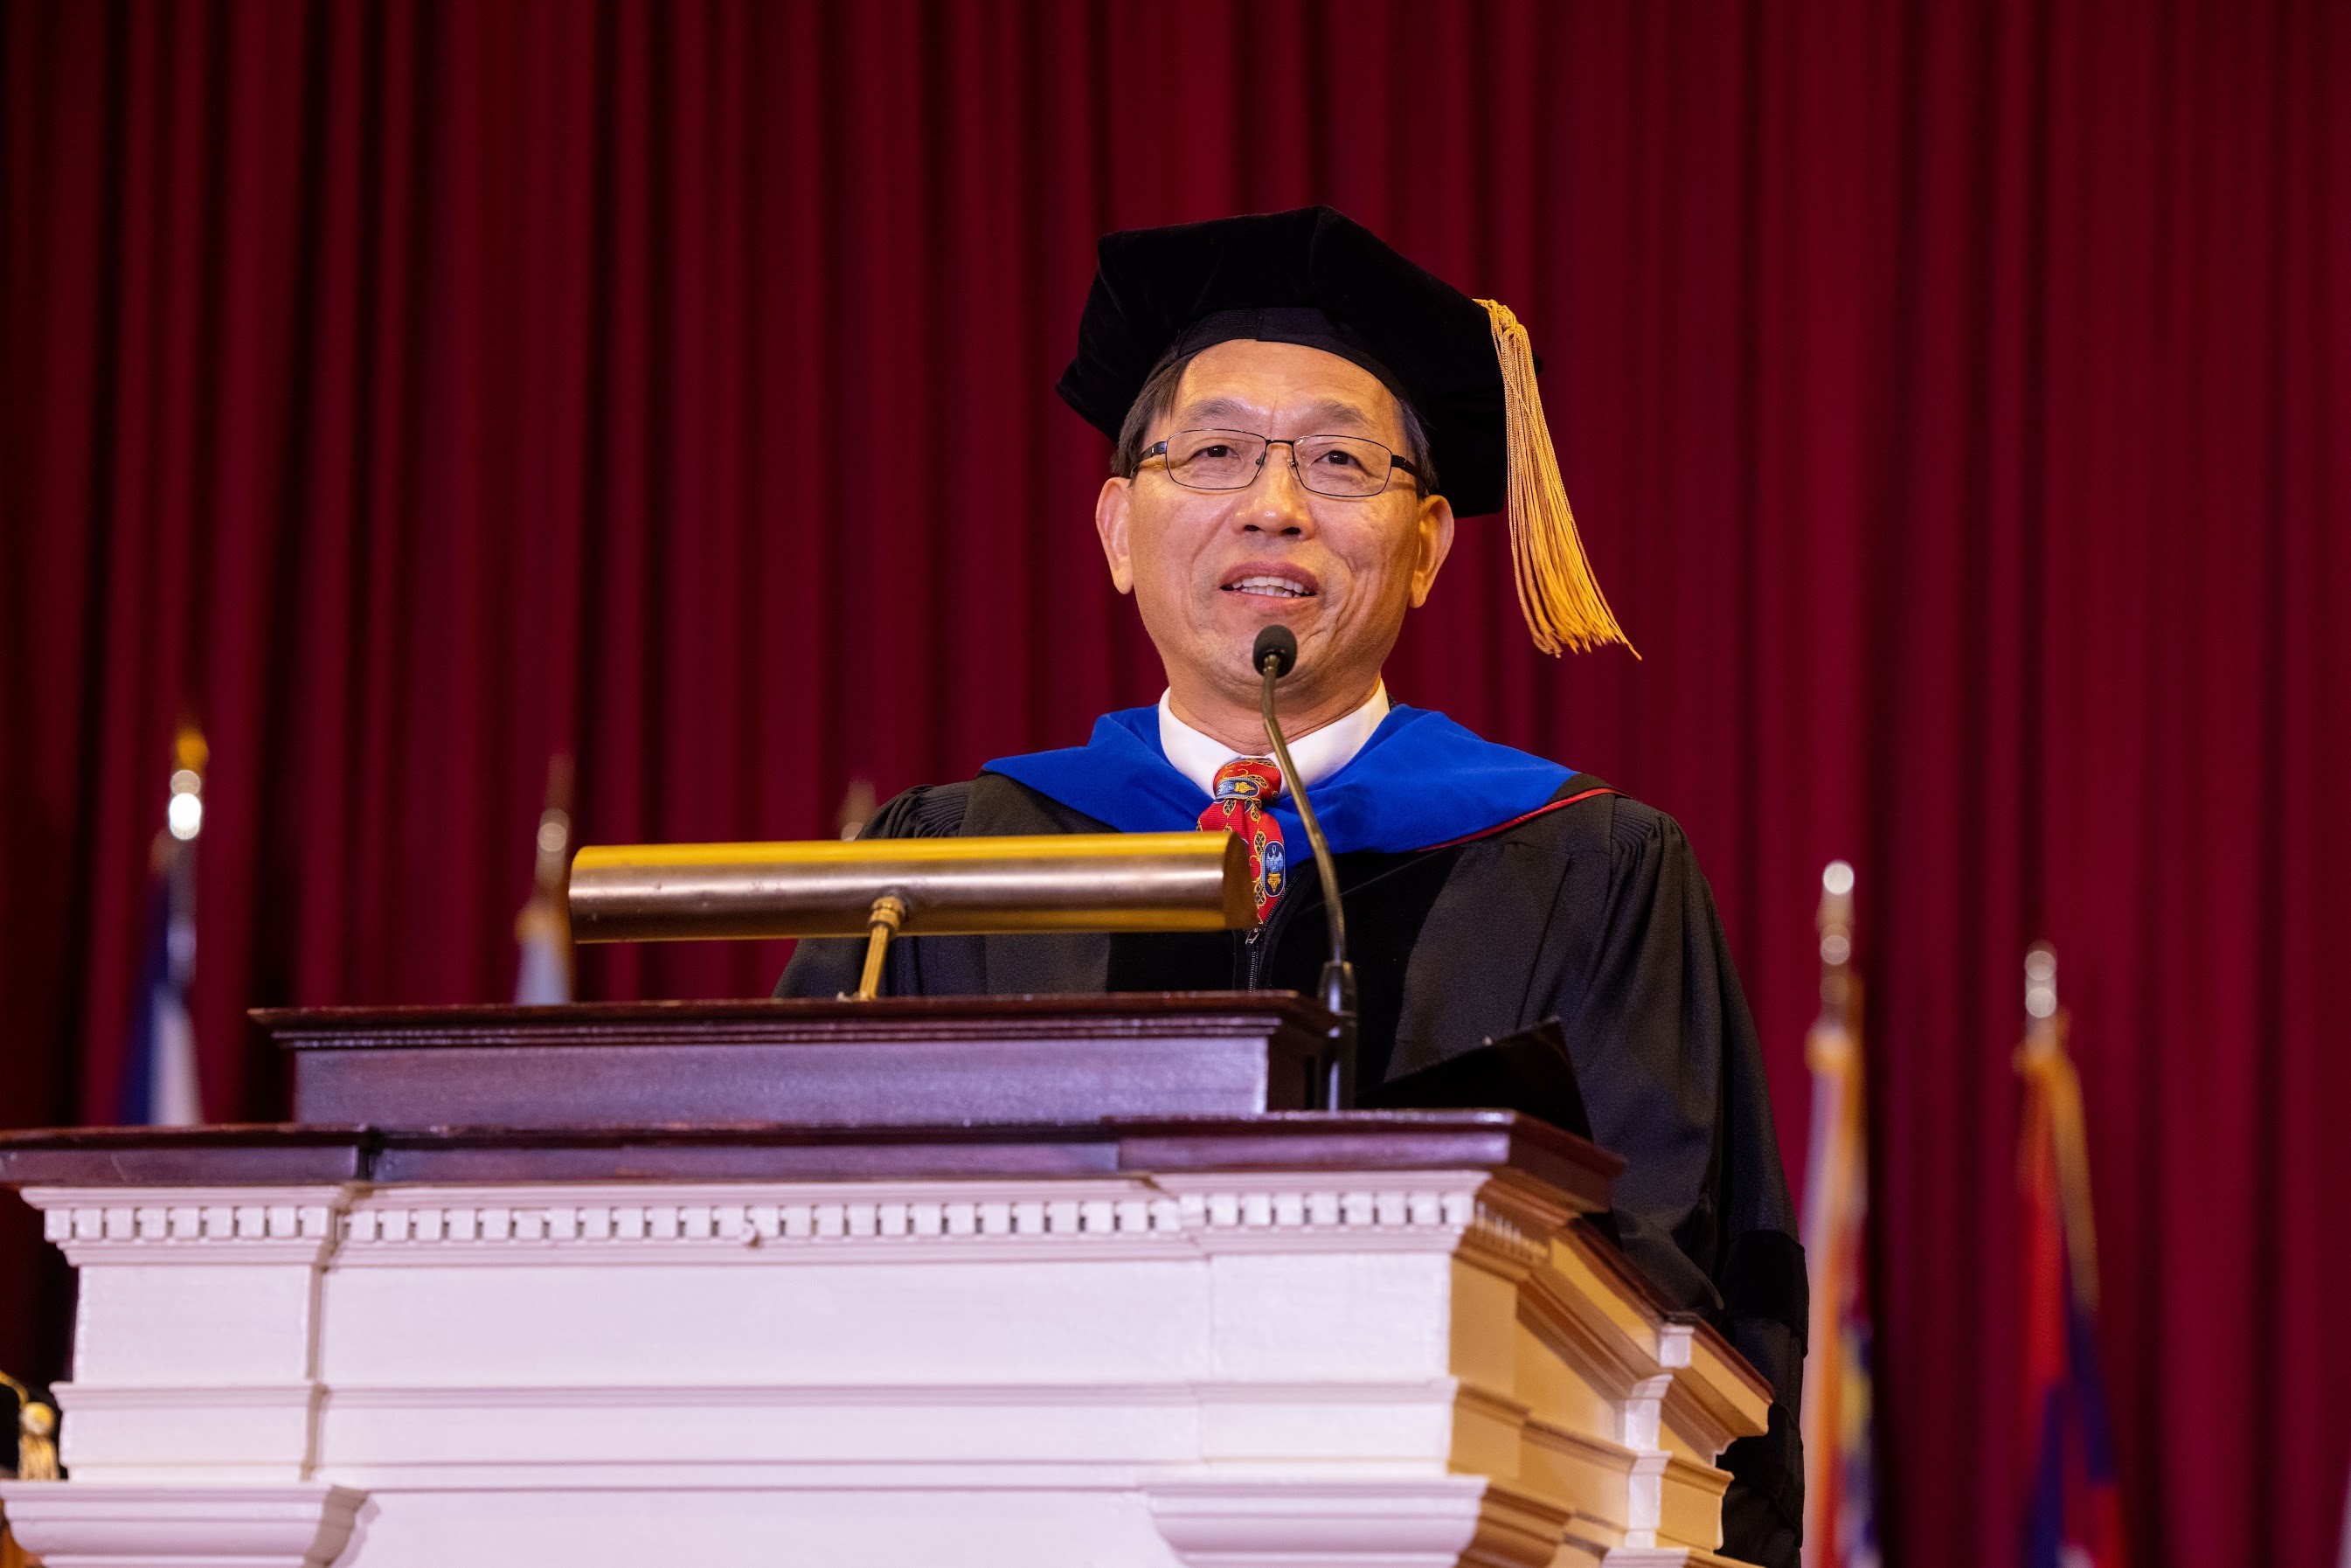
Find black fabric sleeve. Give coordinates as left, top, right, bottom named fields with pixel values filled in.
left=1547, top=799, right=1807, bottom=1567
left=772, top=783, right=972, bottom=999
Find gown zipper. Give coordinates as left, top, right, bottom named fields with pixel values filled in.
left=1244, top=874, right=1314, bottom=989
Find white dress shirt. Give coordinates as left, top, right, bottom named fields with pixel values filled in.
left=1157, top=680, right=1391, bottom=800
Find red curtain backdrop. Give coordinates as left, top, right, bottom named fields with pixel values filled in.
left=3, top=2, right=2347, bottom=1561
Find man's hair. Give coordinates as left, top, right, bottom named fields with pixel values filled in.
left=1110, top=348, right=1438, bottom=496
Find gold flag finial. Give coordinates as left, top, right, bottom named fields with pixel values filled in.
left=1476, top=299, right=1637, bottom=658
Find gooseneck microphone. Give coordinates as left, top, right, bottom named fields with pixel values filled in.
left=1251, top=625, right=1358, bottom=1110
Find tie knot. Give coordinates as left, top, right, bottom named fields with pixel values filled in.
left=1210, top=758, right=1284, bottom=802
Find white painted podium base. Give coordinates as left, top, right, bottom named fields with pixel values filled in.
left=0, top=1482, right=363, bottom=1567
left=1149, top=1475, right=1573, bottom=1566
left=2, top=1167, right=1767, bottom=1567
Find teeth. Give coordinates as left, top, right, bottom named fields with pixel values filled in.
left=1228, top=576, right=1311, bottom=598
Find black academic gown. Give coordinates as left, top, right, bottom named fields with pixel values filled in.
left=779, top=769, right=1806, bottom=1566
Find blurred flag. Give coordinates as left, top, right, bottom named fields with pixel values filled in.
left=837, top=777, right=877, bottom=841
left=2017, top=943, right=2128, bottom=1568
left=513, top=755, right=575, bottom=1005
left=118, top=725, right=206, bottom=1126
left=2341, top=1464, right=2351, bottom=1568
left=1801, top=860, right=1879, bottom=1568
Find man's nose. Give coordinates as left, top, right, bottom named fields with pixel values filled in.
left=1238, top=442, right=1316, bottom=535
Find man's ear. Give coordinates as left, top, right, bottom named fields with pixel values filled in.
left=1096, top=475, right=1137, bottom=595
left=1407, top=492, right=1457, bottom=608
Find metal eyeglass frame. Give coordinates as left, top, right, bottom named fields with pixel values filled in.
left=1145, top=428, right=1425, bottom=498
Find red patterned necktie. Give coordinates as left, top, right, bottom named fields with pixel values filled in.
left=1199, top=759, right=1288, bottom=924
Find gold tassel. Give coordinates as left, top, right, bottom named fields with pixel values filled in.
left=15, top=1401, right=57, bottom=1482
left=1476, top=299, right=1637, bottom=658
left=0, top=1371, right=59, bottom=1481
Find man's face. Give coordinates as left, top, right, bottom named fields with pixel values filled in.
left=1094, top=339, right=1455, bottom=726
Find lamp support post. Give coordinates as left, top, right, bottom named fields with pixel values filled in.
left=854, top=895, right=906, bottom=1001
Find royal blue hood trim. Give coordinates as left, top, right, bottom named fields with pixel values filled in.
left=981, top=704, right=1574, bottom=854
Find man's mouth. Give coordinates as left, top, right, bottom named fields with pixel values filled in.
left=1220, top=568, right=1320, bottom=600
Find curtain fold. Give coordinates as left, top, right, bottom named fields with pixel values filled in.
left=3, top=3, right=2345, bottom=1563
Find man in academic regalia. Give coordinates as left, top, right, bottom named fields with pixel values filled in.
left=780, top=207, right=1805, bottom=1566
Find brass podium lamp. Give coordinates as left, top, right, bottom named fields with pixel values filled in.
left=568, top=833, right=1259, bottom=999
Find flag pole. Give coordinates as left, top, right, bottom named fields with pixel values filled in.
left=2016, top=945, right=2103, bottom=1313
left=512, top=755, right=576, bottom=1005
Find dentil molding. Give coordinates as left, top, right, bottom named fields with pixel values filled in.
left=23, top=1173, right=1560, bottom=1268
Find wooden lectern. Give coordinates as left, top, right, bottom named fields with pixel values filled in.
left=0, top=995, right=1766, bottom=1567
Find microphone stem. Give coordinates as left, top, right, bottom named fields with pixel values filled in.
left=1259, top=656, right=1357, bottom=1110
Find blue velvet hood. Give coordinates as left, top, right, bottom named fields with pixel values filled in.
left=982, top=703, right=1574, bottom=854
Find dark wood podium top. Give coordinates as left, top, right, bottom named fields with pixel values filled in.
left=0, top=995, right=1623, bottom=1210
left=251, top=991, right=1336, bottom=1043
left=267, top=992, right=1341, bottom=1130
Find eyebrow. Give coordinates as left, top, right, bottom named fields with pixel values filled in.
left=1177, top=395, right=1388, bottom=434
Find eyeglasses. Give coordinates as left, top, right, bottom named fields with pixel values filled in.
left=1146, top=428, right=1423, bottom=499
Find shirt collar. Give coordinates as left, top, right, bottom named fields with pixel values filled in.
left=1156, top=680, right=1392, bottom=799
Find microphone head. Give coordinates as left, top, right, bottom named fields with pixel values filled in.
left=1252, top=625, right=1299, bottom=678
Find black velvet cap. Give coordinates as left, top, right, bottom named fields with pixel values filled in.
left=1056, top=206, right=1515, bottom=517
